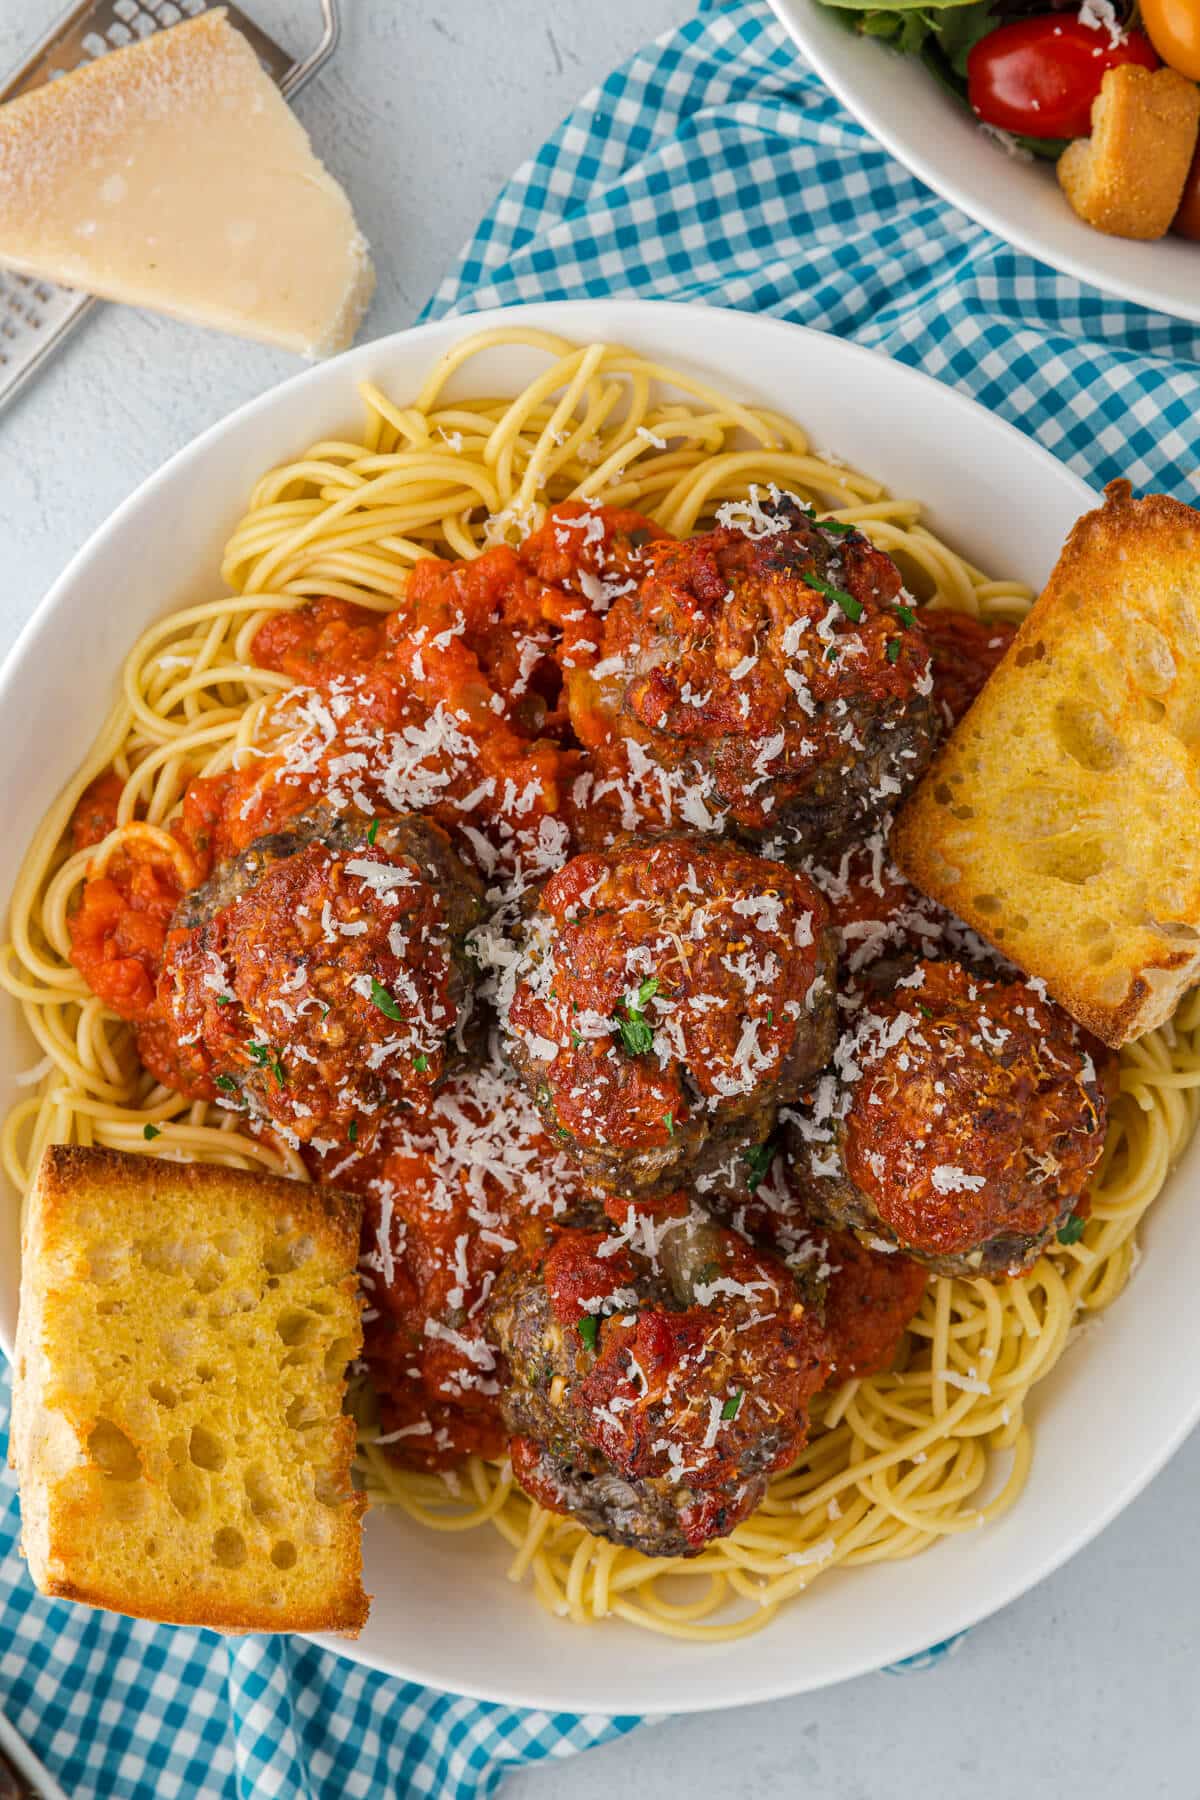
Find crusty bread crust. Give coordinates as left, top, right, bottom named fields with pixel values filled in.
left=1057, top=65, right=1200, bottom=240
left=28, top=1144, right=363, bottom=1260
left=894, top=481, right=1200, bottom=1047
left=13, top=1146, right=369, bottom=1634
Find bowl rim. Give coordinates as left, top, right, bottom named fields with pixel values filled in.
left=766, top=0, right=1200, bottom=326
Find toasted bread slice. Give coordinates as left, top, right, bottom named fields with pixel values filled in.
left=893, top=482, right=1200, bottom=1046
left=11, top=1146, right=369, bottom=1634
left=1058, top=65, right=1200, bottom=240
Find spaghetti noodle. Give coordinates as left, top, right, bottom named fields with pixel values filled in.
left=3, top=326, right=1196, bottom=1639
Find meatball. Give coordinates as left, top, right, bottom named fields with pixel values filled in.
left=786, top=958, right=1107, bottom=1277
left=155, top=805, right=485, bottom=1147
left=486, top=1198, right=830, bottom=1556
left=568, top=492, right=937, bottom=854
left=500, top=836, right=837, bottom=1194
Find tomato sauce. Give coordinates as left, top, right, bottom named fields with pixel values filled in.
left=320, top=1066, right=599, bottom=1469
left=68, top=772, right=221, bottom=1023
left=923, top=610, right=1016, bottom=725
left=59, top=499, right=1029, bottom=1482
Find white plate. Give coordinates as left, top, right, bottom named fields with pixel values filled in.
left=2, top=300, right=1196, bottom=1714
left=769, top=0, right=1200, bottom=324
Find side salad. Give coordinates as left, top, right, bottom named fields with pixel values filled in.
left=820, top=0, right=1200, bottom=240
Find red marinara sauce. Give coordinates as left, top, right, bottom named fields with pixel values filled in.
left=65, top=504, right=650, bottom=1026
left=67, top=772, right=224, bottom=1022
left=922, top=609, right=1016, bottom=726
left=329, top=1066, right=599, bottom=1469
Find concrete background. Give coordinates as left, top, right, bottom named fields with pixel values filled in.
left=1, top=4, right=1196, bottom=1795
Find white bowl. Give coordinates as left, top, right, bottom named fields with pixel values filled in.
left=2, top=300, right=1196, bottom=1713
left=769, top=0, right=1200, bottom=323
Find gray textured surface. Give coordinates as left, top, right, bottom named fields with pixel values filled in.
left=1, top=3, right=1198, bottom=1796
left=0, top=0, right=686, bottom=660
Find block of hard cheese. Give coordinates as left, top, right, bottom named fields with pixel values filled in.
left=894, top=481, right=1200, bottom=1046
left=0, top=9, right=373, bottom=357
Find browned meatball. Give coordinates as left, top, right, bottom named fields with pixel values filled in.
left=785, top=958, right=1107, bottom=1278
left=486, top=1198, right=831, bottom=1556
left=568, top=493, right=938, bottom=854
left=498, top=835, right=837, bottom=1194
left=157, top=806, right=485, bottom=1149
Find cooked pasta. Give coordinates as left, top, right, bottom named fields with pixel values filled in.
left=3, top=326, right=1194, bottom=1639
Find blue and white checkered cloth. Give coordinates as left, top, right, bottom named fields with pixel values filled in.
left=4, top=1, right=1199, bottom=1794
left=427, top=0, right=1200, bottom=503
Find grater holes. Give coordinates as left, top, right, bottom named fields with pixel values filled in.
left=106, top=22, right=134, bottom=46
left=152, top=3, right=184, bottom=21
left=81, top=32, right=108, bottom=57
left=114, top=0, right=139, bottom=16
left=180, top=0, right=207, bottom=12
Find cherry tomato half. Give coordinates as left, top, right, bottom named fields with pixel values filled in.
left=1140, top=0, right=1200, bottom=79
left=967, top=17, right=1159, bottom=140
left=1173, top=134, right=1200, bottom=236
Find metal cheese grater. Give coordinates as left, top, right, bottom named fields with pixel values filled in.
left=0, top=0, right=342, bottom=412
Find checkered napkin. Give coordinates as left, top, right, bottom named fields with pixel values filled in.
left=0, top=1361, right=636, bottom=1796
left=427, top=0, right=1200, bottom=501
left=5, top=3, right=1199, bottom=1796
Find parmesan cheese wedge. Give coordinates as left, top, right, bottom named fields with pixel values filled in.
left=0, top=9, right=374, bottom=357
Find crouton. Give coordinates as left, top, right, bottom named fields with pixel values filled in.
left=1058, top=64, right=1200, bottom=239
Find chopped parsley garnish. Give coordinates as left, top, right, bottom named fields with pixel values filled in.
left=663, top=1111, right=676, bottom=1138
left=214, top=994, right=232, bottom=1007
left=766, top=1008, right=774, bottom=1026
left=807, top=572, right=863, bottom=623
left=825, top=647, right=839, bottom=663
left=617, top=1015, right=654, bottom=1056
left=413, top=1053, right=429, bottom=1073
left=745, top=1140, right=775, bottom=1193
left=214, top=1074, right=238, bottom=1093
left=366, top=818, right=380, bottom=846
left=369, top=977, right=404, bottom=1021
left=570, top=1030, right=583, bottom=1049
left=721, top=1388, right=744, bottom=1421
left=885, top=639, right=902, bottom=665
left=348, top=1119, right=359, bottom=1144
left=142, top=1123, right=161, bottom=1141
left=815, top=516, right=856, bottom=538
left=1057, top=1213, right=1086, bottom=1246
left=894, top=601, right=916, bottom=629
left=247, top=1042, right=285, bottom=1087
left=577, top=1315, right=599, bottom=1351
left=614, top=976, right=660, bottom=1057
left=917, top=1003, right=933, bottom=1019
